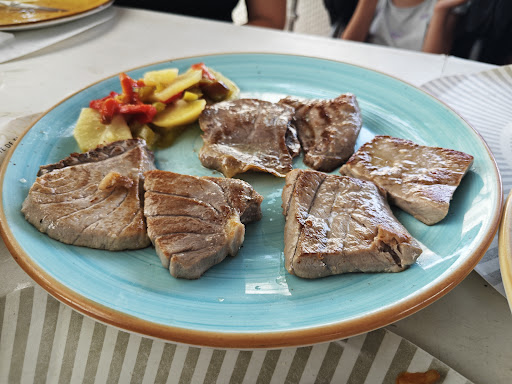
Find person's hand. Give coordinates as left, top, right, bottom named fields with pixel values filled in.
left=434, top=0, right=470, bottom=11
left=340, top=0, right=379, bottom=41
left=424, top=0, right=469, bottom=54
left=357, top=0, right=379, bottom=5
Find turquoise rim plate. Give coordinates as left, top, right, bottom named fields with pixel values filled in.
left=0, top=53, right=502, bottom=348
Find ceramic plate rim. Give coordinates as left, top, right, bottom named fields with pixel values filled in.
left=0, top=53, right=503, bottom=348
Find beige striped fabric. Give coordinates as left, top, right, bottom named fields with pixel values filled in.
left=421, top=64, right=512, bottom=296
left=0, top=286, right=472, bottom=384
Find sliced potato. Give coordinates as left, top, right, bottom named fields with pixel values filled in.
left=152, top=99, right=207, bottom=129
left=99, top=118, right=132, bottom=146
left=143, top=68, right=179, bottom=87
left=153, top=69, right=202, bottom=103
left=73, top=108, right=132, bottom=152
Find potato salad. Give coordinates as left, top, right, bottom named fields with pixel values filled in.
left=73, top=63, right=239, bottom=152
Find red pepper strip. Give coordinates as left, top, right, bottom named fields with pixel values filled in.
left=119, top=103, right=157, bottom=124
left=162, top=91, right=183, bottom=104
left=90, top=73, right=157, bottom=124
left=100, top=98, right=121, bottom=124
left=191, top=62, right=216, bottom=81
left=89, top=92, right=120, bottom=124
left=89, top=91, right=118, bottom=109
left=119, top=73, right=139, bottom=104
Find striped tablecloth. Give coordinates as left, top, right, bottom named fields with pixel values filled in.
left=0, top=286, right=471, bottom=384
left=421, top=64, right=512, bottom=296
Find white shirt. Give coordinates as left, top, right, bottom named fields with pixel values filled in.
left=368, top=0, right=437, bottom=51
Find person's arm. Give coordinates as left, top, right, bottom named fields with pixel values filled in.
left=340, top=0, right=379, bottom=41
left=245, top=0, right=287, bottom=29
left=422, top=0, right=470, bottom=54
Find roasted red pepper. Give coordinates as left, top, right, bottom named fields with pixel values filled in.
left=119, top=73, right=136, bottom=103
left=191, top=62, right=216, bottom=81
left=162, top=91, right=183, bottom=104
left=89, top=92, right=120, bottom=124
left=119, top=103, right=157, bottom=124
left=89, top=73, right=156, bottom=124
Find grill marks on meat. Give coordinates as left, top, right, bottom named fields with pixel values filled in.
left=282, top=169, right=422, bottom=278
left=24, top=99, right=461, bottom=283
left=340, top=135, right=474, bottom=225
left=144, top=170, right=263, bottom=279
left=280, top=93, right=362, bottom=172
left=21, top=139, right=155, bottom=250
left=198, top=95, right=362, bottom=177
left=37, top=139, right=153, bottom=176
left=198, top=99, right=300, bottom=178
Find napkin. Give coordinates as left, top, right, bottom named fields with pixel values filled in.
left=0, top=113, right=41, bottom=164
left=0, top=6, right=116, bottom=64
left=421, top=64, right=512, bottom=296
left=0, top=285, right=472, bottom=384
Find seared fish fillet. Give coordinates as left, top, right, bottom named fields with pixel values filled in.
left=22, top=139, right=155, bottom=250
left=279, top=93, right=362, bottom=172
left=144, top=170, right=263, bottom=279
left=282, top=169, right=422, bottom=279
left=198, top=99, right=300, bottom=178
left=340, top=135, right=474, bottom=225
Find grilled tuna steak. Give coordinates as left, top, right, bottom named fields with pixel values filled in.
left=282, top=169, right=422, bottom=279
left=340, top=135, right=474, bottom=225
left=22, top=139, right=155, bottom=250
left=198, top=99, right=300, bottom=178
left=143, top=170, right=263, bottom=279
left=279, top=93, right=362, bottom=172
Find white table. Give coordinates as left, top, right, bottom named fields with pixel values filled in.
left=1, top=7, right=510, bottom=384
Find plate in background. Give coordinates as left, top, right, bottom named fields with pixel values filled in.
left=0, top=53, right=502, bottom=348
left=0, top=0, right=113, bottom=30
left=499, top=191, right=512, bottom=312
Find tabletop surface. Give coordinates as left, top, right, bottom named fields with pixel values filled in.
left=0, top=6, right=511, bottom=384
